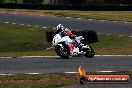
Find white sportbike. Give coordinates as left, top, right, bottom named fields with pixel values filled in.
left=52, top=33, right=95, bottom=59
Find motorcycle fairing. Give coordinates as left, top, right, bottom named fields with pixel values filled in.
left=52, top=33, right=81, bottom=55
left=59, top=36, right=73, bottom=45
left=52, top=34, right=62, bottom=46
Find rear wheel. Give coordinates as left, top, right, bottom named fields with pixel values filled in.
left=84, top=45, right=95, bottom=58
left=55, top=42, right=70, bottom=59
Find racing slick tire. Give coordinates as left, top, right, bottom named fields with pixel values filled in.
left=84, top=45, right=95, bottom=58
left=55, top=42, right=70, bottom=59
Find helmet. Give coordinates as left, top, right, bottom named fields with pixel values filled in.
left=56, top=24, right=64, bottom=33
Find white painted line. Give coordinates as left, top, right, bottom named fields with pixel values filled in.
left=64, top=72, right=79, bottom=74
left=129, top=36, right=132, bottom=38
left=65, top=71, right=118, bottom=74
left=88, top=19, right=93, bottom=20
left=19, top=56, right=60, bottom=58
left=0, top=57, right=13, bottom=59
left=12, top=23, right=16, bottom=25
left=21, top=24, right=24, bottom=26
left=99, top=20, right=105, bottom=21
left=94, top=55, right=104, bottom=56
left=124, top=22, right=128, bottom=24
left=77, top=18, right=82, bottom=19
left=115, top=55, right=132, bottom=56
left=35, top=26, right=39, bottom=27
left=26, top=73, right=42, bottom=75
left=42, top=27, right=47, bottom=29
left=4, top=22, right=10, bottom=24
left=113, top=21, right=118, bottom=23
left=27, top=25, right=31, bottom=26
left=1, top=55, right=132, bottom=59
left=66, top=17, right=71, bottom=18
left=95, top=55, right=132, bottom=56
left=27, top=55, right=132, bottom=57
left=29, top=14, right=33, bottom=16
left=0, top=12, right=5, bottom=13
left=40, top=15, right=44, bottom=16
left=0, top=73, right=42, bottom=75
left=13, top=13, right=18, bottom=14
left=52, top=28, right=56, bottom=30
left=96, top=71, right=117, bottom=73
left=0, top=74, right=13, bottom=76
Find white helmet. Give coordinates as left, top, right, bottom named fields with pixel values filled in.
left=56, top=24, right=64, bottom=33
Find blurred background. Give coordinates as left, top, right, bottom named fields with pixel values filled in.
left=0, top=0, right=132, bottom=10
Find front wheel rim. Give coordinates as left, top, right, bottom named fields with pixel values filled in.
left=58, top=45, right=68, bottom=55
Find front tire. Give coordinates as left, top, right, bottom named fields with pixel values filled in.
left=55, top=42, right=70, bottom=59
left=84, top=45, right=95, bottom=58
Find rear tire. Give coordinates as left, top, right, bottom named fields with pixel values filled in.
left=84, top=45, right=95, bottom=58
left=55, top=42, right=70, bottom=59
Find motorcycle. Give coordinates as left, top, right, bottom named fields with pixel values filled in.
left=52, top=33, right=95, bottom=59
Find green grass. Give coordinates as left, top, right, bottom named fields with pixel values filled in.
left=92, top=34, right=132, bottom=55
left=1, top=0, right=23, bottom=3
left=0, top=22, right=132, bottom=56
left=0, top=23, right=50, bottom=52
left=1, top=9, right=132, bottom=22
left=42, top=10, right=132, bottom=22
left=0, top=22, right=55, bottom=56
left=0, top=73, right=76, bottom=88
left=0, top=72, right=131, bottom=88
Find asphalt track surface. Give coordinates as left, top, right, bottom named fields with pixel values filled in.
left=0, top=13, right=132, bottom=36
left=0, top=56, right=132, bottom=73
left=0, top=56, right=132, bottom=88
left=0, top=13, right=132, bottom=88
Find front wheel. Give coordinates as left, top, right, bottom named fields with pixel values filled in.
left=84, top=45, right=95, bottom=58
left=55, top=42, right=70, bottom=59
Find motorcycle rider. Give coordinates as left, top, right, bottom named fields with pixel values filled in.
left=56, top=24, right=67, bottom=37
left=56, top=24, right=83, bottom=52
